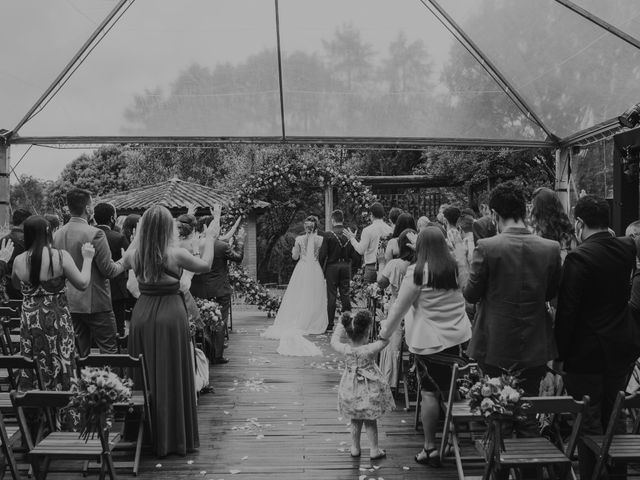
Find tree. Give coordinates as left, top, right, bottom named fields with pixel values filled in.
left=322, top=23, right=374, bottom=91
left=10, top=175, right=51, bottom=214
left=46, top=146, right=133, bottom=211
left=413, top=147, right=555, bottom=208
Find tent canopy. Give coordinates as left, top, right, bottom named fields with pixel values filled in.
left=2, top=0, right=640, bottom=149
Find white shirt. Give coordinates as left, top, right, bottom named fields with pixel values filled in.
left=349, top=219, right=393, bottom=265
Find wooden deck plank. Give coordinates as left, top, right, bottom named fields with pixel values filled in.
left=41, top=310, right=469, bottom=479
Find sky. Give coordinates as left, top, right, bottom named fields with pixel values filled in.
left=1, top=0, right=486, bottom=183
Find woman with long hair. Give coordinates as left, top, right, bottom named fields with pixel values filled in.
left=122, top=205, right=220, bottom=457
left=378, top=227, right=471, bottom=467
left=377, top=228, right=416, bottom=388
left=530, top=187, right=576, bottom=261
left=262, top=215, right=327, bottom=356
left=11, top=216, right=94, bottom=391
left=384, top=213, right=417, bottom=262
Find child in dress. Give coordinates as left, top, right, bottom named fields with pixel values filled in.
left=331, top=310, right=395, bottom=459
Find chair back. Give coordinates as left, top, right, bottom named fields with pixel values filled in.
left=0, top=355, right=44, bottom=391
left=76, top=353, right=150, bottom=397
left=522, top=395, right=589, bottom=460
left=10, top=391, right=73, bottom=450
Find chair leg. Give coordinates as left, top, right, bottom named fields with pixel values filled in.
left=414, top=388, right=422, bottom=430
left=402, top=373, right=410, bottom=411
left=133, top=421, right=144, bottom=476
left=451, top=428, right=466, bottom=480
left=101, top=451, right=117, bottom=480
left=39, top=457, right=51, bottom=480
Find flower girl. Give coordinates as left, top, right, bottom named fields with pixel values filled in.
left=331, top=310, right=395, bottom=459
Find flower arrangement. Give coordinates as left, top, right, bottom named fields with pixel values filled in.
left=458, top=370, right=530, bottom=421
left=195, top=298, right=223, bottom=330
left=67, top=367, right=133, bottom=440
left=229, top=265, right=281, bottom=316
left=224, top=157, right=377, bottom=228
left=366, top=283, right=383, bottom=301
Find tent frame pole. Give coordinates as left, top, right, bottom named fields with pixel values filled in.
left=419, top=0, right=558, bottom=142
left=11, top=0, right=134, bottom=136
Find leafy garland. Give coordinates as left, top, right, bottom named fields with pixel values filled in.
left=225, top=161, right=377, bottom=223
left=229, top=264, right=281, bottom=316
left=225, top=160, right=377, bottom=315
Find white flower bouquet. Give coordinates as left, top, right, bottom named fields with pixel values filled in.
left=67, top=367, right=133, bottom=440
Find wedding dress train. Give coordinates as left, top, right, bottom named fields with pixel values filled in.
left=262, top=232, right=328, bottom=356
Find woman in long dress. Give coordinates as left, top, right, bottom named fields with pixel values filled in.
left=11, top=216, right=94, bottom=391
left=262, top=216, right=328, bottom=356
left=122, top=205, right=220, bottom=457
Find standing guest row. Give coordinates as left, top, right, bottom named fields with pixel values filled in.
left=0, top=187, right=245, bottom=459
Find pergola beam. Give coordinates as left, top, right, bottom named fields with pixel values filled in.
left=419, top=0, right=558, bottom=142
left=553, top=0, right=640, bottom=52
left=8, top=135, right=554, bottom=149
left=10, top=0, right=135, bottom=137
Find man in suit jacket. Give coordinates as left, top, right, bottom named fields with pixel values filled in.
left=94, top=202, right=130, bottom=336
left=1, top=208, right=31, bottom=300
left=555, top=195, right=640, bottom=480
left=464, top=182, right=561, bottom=454
left=191, top=220, right=245, bottom=364
left=53, top=189, right=125, bottom=356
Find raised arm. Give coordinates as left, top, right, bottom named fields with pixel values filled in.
left=292, top=237, right=302, bottom=261
left=330, top=323, right=352, bottom=355
left=219, top=216, right=242, bottom=242
left=347, top=228, right=369, bottom=256
left=463, top=242, right=489, bottom=304
left=61, top=244, right=95, bottom=290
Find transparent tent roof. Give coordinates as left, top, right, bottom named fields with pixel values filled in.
left=2, top=0, right=640, bottom=148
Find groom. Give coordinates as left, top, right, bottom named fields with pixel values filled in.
left=319, top=209, right=358, bottom=331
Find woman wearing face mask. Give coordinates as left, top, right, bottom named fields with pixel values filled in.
left=262, top=216, right=328, bottom=356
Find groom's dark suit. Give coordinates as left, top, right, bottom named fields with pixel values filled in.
left=319, top=225, right=357, bottom=329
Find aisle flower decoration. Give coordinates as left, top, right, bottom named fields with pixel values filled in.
left=67, top=367, right=133, bottom=441
left=458, top=370, right=530, bottom=451
left=229, top=265, right=281, bottom=316
left=459, top=371, right=529, bottom=420
left=195, top=298, right=223, bottom=330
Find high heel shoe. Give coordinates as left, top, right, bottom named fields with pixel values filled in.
left=414, top=447, right=441, bottom=467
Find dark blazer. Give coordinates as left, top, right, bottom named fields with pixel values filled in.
left=190, top=239, right=244, bottom=299
left=464, top=226, right=562, bottom=370
left=96, top=225, right=130, bottom=301
left=555, top=232, right=640, bottom=373
left=318, top=226, right=359, bottom=273
left=53, top=217, right=124, bottom=313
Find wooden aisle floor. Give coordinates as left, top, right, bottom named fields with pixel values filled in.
left=47, top=309, right=473, bottom=479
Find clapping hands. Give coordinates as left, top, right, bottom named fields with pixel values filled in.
left=0, top=239, right=14, bottom=263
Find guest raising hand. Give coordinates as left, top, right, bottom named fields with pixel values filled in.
left=122, top=205, right=219, bottom=457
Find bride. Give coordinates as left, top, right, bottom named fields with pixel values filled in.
left=262, top=216, right=328, bottom=356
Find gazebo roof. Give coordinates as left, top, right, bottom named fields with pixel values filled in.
left=102, top=178, right=231, bottom=211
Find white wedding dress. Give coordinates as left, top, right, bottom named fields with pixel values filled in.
left=262, top=233, right=328, bottom=356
